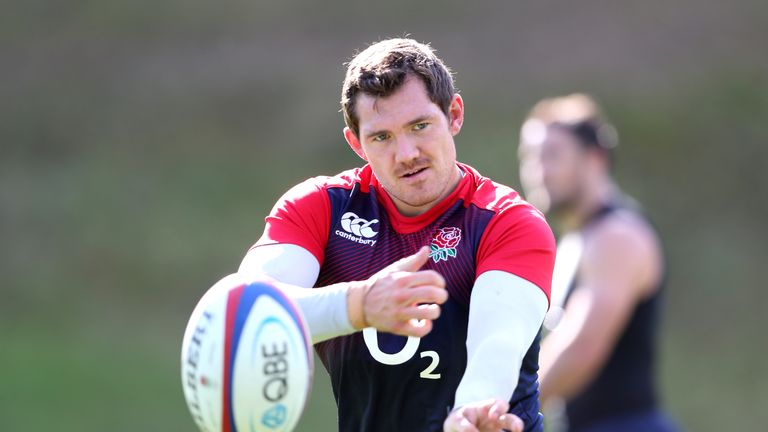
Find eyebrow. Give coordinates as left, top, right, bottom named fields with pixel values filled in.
left=363, top=114, right=435, bottom=141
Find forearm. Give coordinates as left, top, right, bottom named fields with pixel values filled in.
left=453, top=271, right=548, bottom=409
left=539, top=287, right=628, bottom=403
left=538, top=328, right=605, bottom=403
left=239, top=244, right=363, bottom=344
left=454, top=333, right=525, bottom=407
left=271, top=282, right=359, bottom=343
left=240, top=244, right=446, bottom=344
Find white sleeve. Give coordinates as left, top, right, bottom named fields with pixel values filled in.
left=452, top=270, right=548, bottom=409
left=238, top=243, right=355, bottom=343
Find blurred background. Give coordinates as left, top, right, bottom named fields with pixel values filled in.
left=2, top=1, right=767, bottom=430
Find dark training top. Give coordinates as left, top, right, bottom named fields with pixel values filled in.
left=563, top=199, right=665, bottom=431
left=255, top=163, right=555, bottom=431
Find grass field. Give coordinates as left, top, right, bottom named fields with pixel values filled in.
left=1, top=314, right=766, bottom=430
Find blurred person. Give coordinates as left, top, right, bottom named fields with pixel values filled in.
left=517, top=94, right=678, bottom=432
left=238, top=38, right=556, bottom=432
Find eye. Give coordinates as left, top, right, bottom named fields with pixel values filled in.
left=413, top=122, right=428, bottom=131
left=372, top=133, right=390, bottom=143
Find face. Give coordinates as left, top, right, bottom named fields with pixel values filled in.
left=344, top=76, right=464, bottom=216
left=518, top=121, right=589, bottom=215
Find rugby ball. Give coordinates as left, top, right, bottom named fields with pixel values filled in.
left=181, top=274, right=313, bottom=432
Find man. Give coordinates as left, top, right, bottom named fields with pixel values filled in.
left=517, top=94, right=678, bottom=431
left=238, top=38, right=555, bottom=432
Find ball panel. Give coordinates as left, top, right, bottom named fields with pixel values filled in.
left=181, top=274, right=239, bottom=432
left=231, top=282, right=313, bottom=432
left=266, top=285, right=314, bottom=368
left=223, top=282, right=254, bottom=432
left=181, top=275, right=313, bottom=432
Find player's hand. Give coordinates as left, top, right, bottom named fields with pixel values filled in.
left=443, top=399, right=524, bottom=432
left=350, top=246, right=447, bottom=337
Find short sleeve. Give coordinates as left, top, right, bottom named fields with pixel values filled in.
left=251, top=177, right=332, bottom=266
left=475, top=204, right=556, bottom=303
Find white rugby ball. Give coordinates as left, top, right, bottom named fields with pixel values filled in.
left=181, top=274, right=313, bottom=432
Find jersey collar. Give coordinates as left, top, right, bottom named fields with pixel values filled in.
left=366, top=162, right=477, bottom=234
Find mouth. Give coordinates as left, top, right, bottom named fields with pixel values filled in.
left=401, top=167, right=428, bottom=178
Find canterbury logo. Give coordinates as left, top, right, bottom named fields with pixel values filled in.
left=340, top=212, right=379, bottom=238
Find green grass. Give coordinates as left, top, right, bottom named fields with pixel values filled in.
left=0, top=321, right=338, bottom=431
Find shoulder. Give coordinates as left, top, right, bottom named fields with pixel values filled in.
left=461, top=164, right=522, bottom=212
left=259, top=168, right=370, bottom=265
left=472, top=172, right=552, bottom=242
left=461, top=164, right=546, bottom=223
left=276, top=166, right=369, bottom=204
left=465, top=165, right=556, bottom=299
left=457, top=163, right=553, bottom=246
left=290, top=167, right=365, bottom=194
left=586, top=209, right=660, bottom=260
left=581, top=209, right=663, bottom=297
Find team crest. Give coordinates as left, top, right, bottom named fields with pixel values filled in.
left=429, top=227, right=462, bottom=263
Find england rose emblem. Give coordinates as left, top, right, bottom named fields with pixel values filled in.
left=429, top=227, right=462, bottom=262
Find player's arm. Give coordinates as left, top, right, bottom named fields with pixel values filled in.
left=245, top=178, right=445, bottom=344
left=239, top=243, right=447, bottom=344
left=446, top=203, right=555, bottom=432
left=538, top=216, right=661, bottom=403
left=239, top=243, right=348, bottom=343
left=445, top=271, right=547, bottom=432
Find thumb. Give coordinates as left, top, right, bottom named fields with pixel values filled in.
left=387, top=246, right=430, bottom=273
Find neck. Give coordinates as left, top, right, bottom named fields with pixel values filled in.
left=393, top=164, right=464, bottom=217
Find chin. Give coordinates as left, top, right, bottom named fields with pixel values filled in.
left=405, top=194, right=438, bottom=208
left=397, top=191, right=441, bottom=212
left=548, top=199, right=578, bottom=217
left=524, top=189, right=551, bottom=214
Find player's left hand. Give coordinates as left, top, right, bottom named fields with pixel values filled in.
left=443, top=399, right=524, bottom=432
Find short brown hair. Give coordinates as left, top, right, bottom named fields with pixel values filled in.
left=341, top=38, right=455, bottom=136
left=523, top=93, right=619, bottom=152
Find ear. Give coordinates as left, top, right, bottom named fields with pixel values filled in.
left=343, top=127, right=368, bottom=161
left=448, top=94, right=464, bottom=136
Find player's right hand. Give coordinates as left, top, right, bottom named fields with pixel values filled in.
left=444, top=399, right=524, bottom=432
left=350, top=246, right=447, bottom=337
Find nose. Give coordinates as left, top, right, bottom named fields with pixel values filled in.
left=394, top=136, right=420, bottom=164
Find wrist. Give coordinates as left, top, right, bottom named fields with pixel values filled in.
left=346, top=281, right=370, bottom=329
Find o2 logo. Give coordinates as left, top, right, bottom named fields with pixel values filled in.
left=362, top=328, right=441, bottom=379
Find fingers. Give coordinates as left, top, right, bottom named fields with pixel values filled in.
left=389, top=270, right=447, bottom=306
left=498, top=413, right=524, bottom=432
left=457, top=419, right=480, bottom=432
left=395, top=303, right=441, bottom=322
left=487, top=400, right=509, bottom=423
left=394, top=269, right=446, bottom=292
left=391, top=316, right=433, bottom=338
left=363, top=247, right=448, bottom=337
left=385, top=246, right=430, bottom=273
left=443, top=400, right=523, bottom=432
left=444, top=407, right=480, bottom=432
left=393, top=283, right=448, bottom=307
left=387, top=284, right=446, bottom=337
left=486, top=401, right=522, bottom=432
